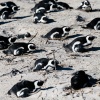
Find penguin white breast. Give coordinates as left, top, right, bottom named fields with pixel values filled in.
left=50, top=32, right=59, bottom=39
left=94, top=21, right=100, bottom=30
left=39, top=16, right=47, bottom=23
left=17, top=88, right=27, bottom=97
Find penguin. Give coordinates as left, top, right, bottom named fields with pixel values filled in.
left=16, top=32, right=31, bottom=39
left=32, top=3, right=58, bottom=13
left=33, top=12, right=55, bottom=24
left=71, top=70, right=92, bottom=90
left=0, top=1, right=19, bottom=8
left=63, top=35, right=96, bottom=52
left=8, top=80, right=44, bottom=97
left=41, top=26, right=72, bottom=40
left=33, top=58, right=59, bottom=71
left=77, top=0, right=92, bottom=12
left=76, top=15, right=85, bottom=22
left=3, top=42, right=36, bottom=56
left=82, top=18, right=100, bottom=30
left=0, top=36, right=16, bottom=49
left=56, top=2, right=73, bottom=10
left=0, top=6, right=20, bottom=19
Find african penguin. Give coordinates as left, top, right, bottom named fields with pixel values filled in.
left=0, top=6, right=20, bottom=19
left=82, top=18, right=100, bottom=30
left=32, top=3, right=58, bottom=13
left=33, top=12, right=55, bottom=24
left=0, top=1, right=19, bottom=8
left=33, top=58, right=59, bottom=71
left=0, top=36, right=16, bottom=49
left=57, top=2, right=73, bottom=10
left=63, top=35, right=96, bottom=52
left=41, top=26, right=72, bottom=40
left=8, top=80, right=44, bottom=97
left=3, top=42, right=36, bottom=56
left=77, top=0, right=92, bottom=12
left=71, top=70, right=92, bottom=90
left=16, top=32, right=31, bottom=39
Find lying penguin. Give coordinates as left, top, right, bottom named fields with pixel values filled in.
left=8, top=80, right=44, bottom=97
left=63, top=35, right=96, bottom=52
left=71, top=70, right=96, bottom=90
left=57, top=2, right=73, bottom=10
left=0, top=1, right=19, bottom=8
left=33, top=58, right=59, bottom=71
left=3, top=42, right=36, bottom=56
left=77, top=0, right=92, bottom=12
left=41, top=26, right=72, bottom=40
left=0, top=6, right=20, bottom=19
left=82, top=18, right=100, bottom=30
left=32, top=3, right=58, bottom=13
left=0, top=36, right=16, bottom=49
left=33, top=12, right=55, bottom=24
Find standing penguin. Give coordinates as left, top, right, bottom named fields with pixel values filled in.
left=0, top=6, right=20, bottom=19
left=8, top=80, right=44, bottom=97
left=41, top=26, right=72, bottom=40
left=0, top=36, right=16, bottom=49
left=63, top=35, right=96, bottom=52
left=3, top=42, right=36, bottom=56
left=71, top=70, right=91, bottom=90
left=77, top=0, right=92, bottom=12
left=82, top=18, right=100, bottom=30
left=33, top=58, right=59, bottom=71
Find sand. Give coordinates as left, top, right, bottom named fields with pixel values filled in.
left=0, top=0, right=100, bottom=100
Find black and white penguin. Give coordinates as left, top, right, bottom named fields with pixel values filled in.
left=0, top=6, right=20, bottom=19
left=33, top=12, right=55, bottom=24
left=32, top=3, right=58, bottom=13
left=39, top=0, right=58, bottom=5
left=41, top=26, right=72, bottom=40
left=0, top=36, right=16, bottom=49
left=82, top=18, right=100, bottom=30
left=63, top=35, right=96, bottom=52
left=3, top=42, right=36, bottom=56
left=71, top=70, right=91, bottom=90
left=0, top=1, right=19, bottom=8
left=8, top=80, right=44, bottom=97
left=33, top=58, right=59, bottom=71
left=16, top=32, right=31, bottom=39
left=77, top=0, right=92, bottom=12
left=57, top=2, right=73, bottom=10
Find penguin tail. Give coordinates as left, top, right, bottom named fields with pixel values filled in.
left=7, top=90, right=11, bottom=95
left=63, top=43, right=67, bottom=48
left=69, top=7, right=73, bottom=9
left=41, top=35, right=46, bottom=38
left=2, top=50, right=9, bottom=55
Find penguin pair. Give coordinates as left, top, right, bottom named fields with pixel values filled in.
left=77, top=0, right=92, bottom=12
left=0, top=1, right=20, bottom=19
left=33, top=12, right=55, bottom=24
left=33, top=58, right=59, bottom=71
left=3, top=42, right=36, bottom=56
left=0, top=36, right=16, bottom=49
left=82, top=18, right=100, bottom=30
left=41, top=26, right=72, bottom=40
left=63, top=35, right=96, bottom=53
left=8, top=80, right=44, bottom=97
left=71, top=70, right=94, bottom=90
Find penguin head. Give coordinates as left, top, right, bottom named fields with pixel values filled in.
left=12, top=6, right=20, bottom=12
left=25, top=32, right=31, bottom=38
left=73, top=70, right=86, bottom=76
left=34, top=80, right=44, bottom=89
left=62, top=26, right=72, bottom=36
left=27, top=43, right=36, bottom=51
left=86, top=35, right=97, bottom=42
left=47, top=59, right=59, bottom=69
left=78, top=0, right=92, bottom=11
left=8, top=37, right=17, bottom=44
